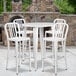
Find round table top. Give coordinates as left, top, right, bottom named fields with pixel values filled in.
left=24, top=22, right=54, bottom=28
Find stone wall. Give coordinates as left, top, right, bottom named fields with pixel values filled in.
left=28, top=0, right=59, bottom=12
left=0, top=15, right=3, bottom=24
left=0, top=15, right=3, bottom=42
left=60, top=14, right=76, bottom=46
left=12, top=1, right=22, bottom=12
left=45, top=14, right=76, bottom=46
left=1, top=12, right=76, bottom=46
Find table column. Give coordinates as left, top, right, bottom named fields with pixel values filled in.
left=33, top=27, right=38, bottom=71
left=40, top=27, right=46, bottom=71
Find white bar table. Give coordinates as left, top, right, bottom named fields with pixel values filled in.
left=24, top=22, right=54, bottom=70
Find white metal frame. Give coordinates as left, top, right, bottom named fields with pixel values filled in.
left=45, top=18, right=66, bottom=38
left=13, top=18, right=33, bottom=49
left=4, top=22, right=31, bottom=75
left=42, top=23, right=69, bottom=75
left=13, top=18, right=33, bottom=35
left=45, top=18, right=67, bottom=57
left=23, top=22, right=54, bottom=71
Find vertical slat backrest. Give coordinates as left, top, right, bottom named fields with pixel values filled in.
left=54, top=23, right=69, bottom=39
left=13, top=19, right=25, bottom=26
left=13, top=19, right=27, bottom=37
left=13, top=19, right=25, bottom=23
left=54, top=18, right=66, bottom=23
left=52, top=19, right=66, bottom=38
left=13, top=18, right=26, bottom=31
left=4, top=23, right=20, bottom=39
left=13, top=19, right=26, bottom=37
left=64, top=23, right=69, bottom=39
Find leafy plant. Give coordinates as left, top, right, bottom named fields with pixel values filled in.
left=67, top=0, right=76, bottom=13
left=0, top=0, right=76, bottom=14
left=54, top=0, right=75, bottom=14
left=22, top=0, right=32, bottom=11
left=0, top=0, right=3, bottom=14
left=6, top=0, right=12, bottom=11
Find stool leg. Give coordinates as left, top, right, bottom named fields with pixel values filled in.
left=54, top=41, right=58, bottom=75
left=15, top=41, right=19, bottom=75
left=22, top=41, right=25, bottom=61
left=63, top=41, right=67, bottom=70
left=42, top=40, right=46, bottom=71
left=29, top=40, right=31, bottom=71
left=18, top=42, right=21, bottom=67
left=6, top=41, right=10, bottom=70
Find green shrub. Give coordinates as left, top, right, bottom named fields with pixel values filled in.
left=54, top=0, right=75, bottom=14
left=6, top=0, right=12, bottom=12
left=22, top=0, right=32, bottom=11
left=0, top=0, right=76, bottom=14
left=0, top=0, right=3, bottom=14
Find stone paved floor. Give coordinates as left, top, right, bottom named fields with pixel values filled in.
left=0, top=45, right=76, bottom=76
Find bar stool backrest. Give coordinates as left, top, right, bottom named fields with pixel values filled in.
left=54, top=18, right=66, bottom=23
left=4, top=22, right=20, bottom=40
left=13, top=19, right=25, bottom=29
left=53, top=23, right=69, bottom=39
